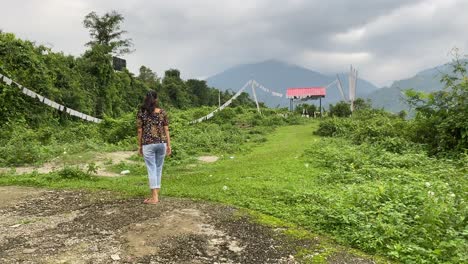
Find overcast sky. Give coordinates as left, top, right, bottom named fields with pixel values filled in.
left=1, top=0, right=467, bottom=86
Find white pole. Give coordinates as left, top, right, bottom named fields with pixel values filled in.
left=251, top=80, right=261, bottom=114
left=336, top=75, right=347, bottom=101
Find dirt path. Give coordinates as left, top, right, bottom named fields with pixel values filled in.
left=0, top=186, right=375, bottom=264
left=0, top=153, right=221, bottom=177
left=0, top=151, right=136, bottom=177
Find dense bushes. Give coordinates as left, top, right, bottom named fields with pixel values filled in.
left=303, top=138, right=467, bottom=263
left=316, top=109, right=419, bottom=153
left=0, top=32, right=256, bottom=128
left=0, top=119, right=106, bottom=166
left=328, top=101, right=352, bottom=117
left=0, top=106, right=302, bottom=166
left=406, top=58, right=467, bottom=155
left=312, top=63, right=467, bottom=261
left=168, top=107, right=304, bottom=163
left=316, top=61, right=468, bottom=156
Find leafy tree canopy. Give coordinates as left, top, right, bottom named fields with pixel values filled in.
left=83, top=10, right=133, bottom=55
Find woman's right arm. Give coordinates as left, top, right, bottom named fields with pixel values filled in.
left=137, top=127, right=143, bottom=156
left=137, top=111, right=143, bottom=156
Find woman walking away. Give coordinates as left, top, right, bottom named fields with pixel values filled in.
left=137, top=90, right=172, bottom=204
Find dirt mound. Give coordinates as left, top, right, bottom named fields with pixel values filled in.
left=0, top=187, right=299, bottom=263
left=0, top=187, right=377, bottom=263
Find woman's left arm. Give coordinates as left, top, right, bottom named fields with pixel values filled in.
left=164, top=126, right=171, bottom=156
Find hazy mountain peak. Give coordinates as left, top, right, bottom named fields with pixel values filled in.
left=366, top=60, right=468, bottom=113
left=206, top=60, right=379, bottom=108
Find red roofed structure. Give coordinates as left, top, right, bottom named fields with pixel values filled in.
left=286, top=87, right=326, bottom=99
left=286, top=87, right=326, bottom=114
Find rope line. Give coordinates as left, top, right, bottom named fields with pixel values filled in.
left=189, top=79, right=288, bottom=124
left=189, top=80, right=252, bottom=124
left=0, top=73, right=102, bottom=123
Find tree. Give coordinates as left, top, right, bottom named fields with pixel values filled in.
left=329, top=101, right=352, bottom=117
left=138, top=66, right=160, bottom=91
left=295, top=103, right=317, bottom=115
left=161, top=69, right=190, bottom=108
left=83, top=11, right=133, bottom=55
left=186, top=79, right=210, bottom=106
left=406, top=53, right=468, bottom=154
left=353, top=98, right=372, bottom=111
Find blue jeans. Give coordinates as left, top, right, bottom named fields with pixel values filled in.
left=142, top=143, right=166, bottom=189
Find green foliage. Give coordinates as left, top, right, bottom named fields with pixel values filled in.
left=1, top=121, right=465, bottom=263
left=83, top=10, right=133, bottom=55
left=0, top=28, right=256, bottom=128
left=98, top=112, right=136, bottom=144
left=294, top=103, right=317, bottom=115
left=0, top=105, right=298, bottom=166
left=303, top=138, right=467, bottom=263
left=353, top=98, right=372, bottom=111
left=167, top=107, right=302, bottom=163
left=0, top=31, right=148, bottom=123
left=0, top=120, right=104, bottom=166
left=405, top=57, right=468, bottom=155
left=0, top=10, right=259, bottom=129
left=56, top=166, right=93, bottom=180
left=316, top=110, right=417, bottom=153
left=329, top=101, right=352, bottom=117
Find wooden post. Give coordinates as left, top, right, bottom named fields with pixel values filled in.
left=319, top=97, right=322, bottom=117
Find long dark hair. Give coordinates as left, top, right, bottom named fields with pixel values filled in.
left=141, top=90, right=159, bottom=113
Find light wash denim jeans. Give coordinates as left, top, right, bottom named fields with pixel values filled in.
left=142, top=143, right=166, bottom=189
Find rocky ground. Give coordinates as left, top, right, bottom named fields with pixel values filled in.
left=0, top=186, right=377, bottom=264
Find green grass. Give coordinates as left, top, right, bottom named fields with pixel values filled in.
left=1, top=120, right=465, bottom=263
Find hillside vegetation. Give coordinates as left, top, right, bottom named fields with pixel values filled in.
left=1, top=12, right=467, bottom=263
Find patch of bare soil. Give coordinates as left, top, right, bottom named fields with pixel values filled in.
left=0, top=187, right=376, bottom=263
left=197, top=156, right=219, bottom=163
left=0, top=151, right=136, bottom=177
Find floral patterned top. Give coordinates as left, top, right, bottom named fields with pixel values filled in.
left=137, top=109, right=169, bottom=145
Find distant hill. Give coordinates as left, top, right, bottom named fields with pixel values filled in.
left=206, top=59, right=379, bottom=108
left=366, top=61, right=464, bottom=113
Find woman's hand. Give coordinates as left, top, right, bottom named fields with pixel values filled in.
left=166, top=146, right=172, bottom=156
left=138, top=146, right=143, bottom=156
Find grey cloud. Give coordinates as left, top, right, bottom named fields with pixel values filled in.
left=1, top=0, right=467, bottom=86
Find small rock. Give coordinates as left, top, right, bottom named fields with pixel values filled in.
left=10, top=224, right=21, bottom=228
left=23, top=248, right=36, bottom=254
left=111, top=254, right=120, bottom=261
left=120, top=170, right=130, bottom=175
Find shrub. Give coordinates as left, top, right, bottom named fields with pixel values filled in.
left=315, top=110, right=420, bottom=153
left=405, top=57, right=468, bottom=155
left=303, top=138, right=467, bottom=263
left=56, top=166, right=93, bottom=180
left=329, top=101, right=352, bottom=117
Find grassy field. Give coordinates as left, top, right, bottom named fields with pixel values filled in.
left=1, top=120, right=466, bottom=263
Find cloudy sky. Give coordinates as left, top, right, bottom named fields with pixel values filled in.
left=1, top=0, right=467, bottom=86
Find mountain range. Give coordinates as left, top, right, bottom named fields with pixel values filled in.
left=206, top=59, right=457, bottom=112
left=366, top=63, right=457, bottom=112
left=206, top=59, right=379, bottom=109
